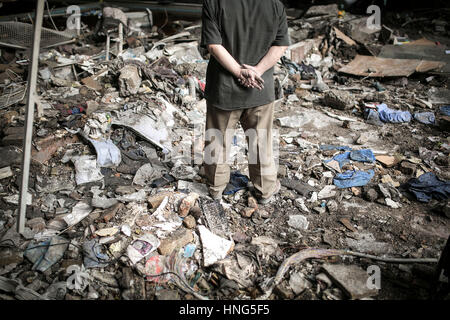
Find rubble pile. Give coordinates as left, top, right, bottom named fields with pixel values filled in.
left=0, top=4, right=449, bottom=300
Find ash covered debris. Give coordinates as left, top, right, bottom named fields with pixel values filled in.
left=0, top=1, right=449, bottom=301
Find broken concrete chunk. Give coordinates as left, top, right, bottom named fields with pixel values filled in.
left=289, top=272, right=312, bottom=295
left=287, top=215, right=309, bottom=231
left=318, top=185, right=337, bottom=200
left=0, top=248, right=23, bottom=267
left=323, top=89, right=355, bottom=110
left=147, top=192, right=173, bottom=209
left=0, top=167, right=13, bottom=180
left=158, top=227, right=193, bottom=256
left=322, top=264, right=379, bottom=299
left=95, top=227, right=119, bottom=237
left=241, top=207, right=256, bottom=218
left=198, top=225, right=234, bottom=267
left=63, top=201, right=93, bottom=227
left=178, top=192, right=199, bottom=217
left=182, top=215, right=197, bottom=229
left=119, top=64, right=142, bottom=96
left=376, top=155, right=400, bottom=168
left=100, top=202, right=124, bottom=223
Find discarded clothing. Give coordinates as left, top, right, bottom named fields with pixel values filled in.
left=350, top=149, right=376, bottom=163
left=405, top=172, right=450, bottom=203
left=377, top=103, right=412, bottom=123
left=324, top=149, right=375, bottom=168
left=440, top=106, right=450, bottom=116
left=224, top=171, right=249, bottom=195
left=365, top=109, right=384, bottom=126
left=413, top=112, right=436, bottom=125
left=24, top=236, right=69, bottom=272
left=83, top=239, right=110, bottom=268
left=333, top=170, right=375, bottom=188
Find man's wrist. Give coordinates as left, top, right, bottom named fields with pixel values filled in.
left=254, top=66, right=264, bottom=77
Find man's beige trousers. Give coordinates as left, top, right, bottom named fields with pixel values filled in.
left=204, top=102, right=278, bottom=200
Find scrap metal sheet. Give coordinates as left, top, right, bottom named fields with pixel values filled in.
left=338, top=55, right=445, bottom=77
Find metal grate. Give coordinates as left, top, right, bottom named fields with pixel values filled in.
left=0, top=21, right=75, bottom=50
left=0, top=82, right=27, bottom=109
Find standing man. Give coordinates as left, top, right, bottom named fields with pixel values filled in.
left=201, top=0, right=290, bottom=204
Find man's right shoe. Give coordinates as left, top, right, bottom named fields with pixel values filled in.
left=258, top=180, right=281, bottom=205
left=209, top=189, right=223, bottom=200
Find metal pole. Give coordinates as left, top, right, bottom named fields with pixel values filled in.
left=17, top=0, right=45, bottom=234
left=118, top=23, right=123, bottom=56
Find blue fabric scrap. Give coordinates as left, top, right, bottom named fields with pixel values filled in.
left=413, top=112, right=435, bottom=125
left=377, top=103, right=412, bottom=123
left=333, top=170, right=375, bottom=188
left=223, top=171, right=249, bottom=195
left=350, top=149, right=376, bottom=163
left=405, top=172, right=450, bottom=203
left=440, top=106, right=450, bottom=116
left=324, top=149, right=375, bottom=169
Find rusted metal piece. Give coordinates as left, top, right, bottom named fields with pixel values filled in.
left=339, top=55, right=445, bottom=77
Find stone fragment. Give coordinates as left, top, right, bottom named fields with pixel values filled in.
left=95, top=227, right=119, bottom=237
left=26, top=217, right=46, bottom=231
left=318, top=185, right=337, bottom=200
left=158, top=228, right=193, bottom=256
left=0, top=167, right=13, bottom=180
left=322, top=89, right=355, bottom=110
left=241, top=207, right=256, bottom=218
left=178, top=193, right=199, bottom=217
left=287, top=215, right=309, bottom=230
left=100, top=203, right=124, bottom=223
left=322, top=264, right=379, bottom=299
left=182, top=215, right=196, bottom=229
left=118, top=64, right=142, bottom=96
left=363, top=188, right=379, bottom=202
left=248, top=197, right=258, bottom=209
left=148, top=192, right=173, bottom=208
left=289, top=272, right=312, bottom=295
left=375, top=155, right=400, bottom=168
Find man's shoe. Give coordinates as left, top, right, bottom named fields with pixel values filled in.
left=209, top=189, right=223, bottom=200
left=258, top=180, right=281, bottom=205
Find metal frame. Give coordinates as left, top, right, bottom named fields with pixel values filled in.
left=17, top=0, right=45, bottom=234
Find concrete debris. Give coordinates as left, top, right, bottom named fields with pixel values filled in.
left=287, top=214, right=309, bottom=231
left=322, top=264, right=379, bottom=300
left=0, top=2, right=447, bottom=302
left=198, top=225, right=234, bottom=267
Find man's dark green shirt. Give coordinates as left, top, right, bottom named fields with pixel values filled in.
left=201, top=0, right=290, bottom=111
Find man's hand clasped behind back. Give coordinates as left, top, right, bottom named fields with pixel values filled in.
left=237, top=64, right=264, bottom=90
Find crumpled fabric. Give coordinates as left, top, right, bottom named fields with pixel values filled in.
left=413, top=112, right=435, bottom=125
left=324, top=149, right=375, bottom=168
left=405, top=172, right=450, bottom=203
left=350, top=149, right=376, bottom=163
left=223, top=171, right=249, bottom=195
left=440, top=106, right=450, bottom=116
left=365, top=108, right=385, bottom=126
left=377, top=103, right=412, bottom=123
left=333, top=170, right=375, bottom=188
left=83, top=239, right=110, bottom=268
